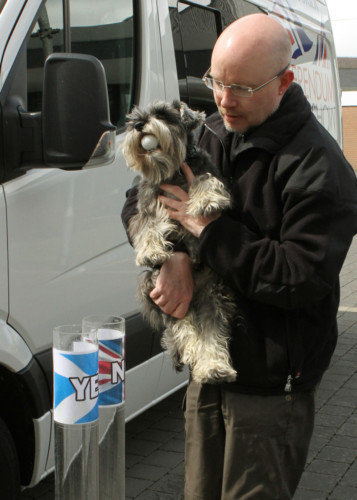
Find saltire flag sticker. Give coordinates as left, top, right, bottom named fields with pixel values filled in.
left=98, top=328, right=125, bottom=407
left=53, top=342, right=99, bottom=424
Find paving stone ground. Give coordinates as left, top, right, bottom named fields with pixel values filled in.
left=21, top=237, right=357, bottom=499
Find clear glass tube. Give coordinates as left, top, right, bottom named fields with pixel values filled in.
left=82, top=315, right=125, bottom=500
left=53, top=324, right=99, bottom=500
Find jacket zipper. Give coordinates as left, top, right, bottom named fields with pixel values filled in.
left=284, top=371, right=301, bottom=393
left=285, top=374, right=293, bottom=392
left=284, top=309, right=303, bottom=392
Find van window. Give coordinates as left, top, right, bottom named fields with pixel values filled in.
left=218, top=0, right=263, bottom=25
left=169, top=1, right=220, bottom=116
left=168, top=0, right=262, bottom=116
left=70, top=0, right=135, bottom=128
left=27, top=0, right=135, bottom=129
left=27, top=3, right=65, bottom=111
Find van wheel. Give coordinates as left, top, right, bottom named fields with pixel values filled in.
left=0, top=417, right=21, bottom=499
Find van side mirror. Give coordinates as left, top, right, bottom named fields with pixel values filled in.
left=42, top=53, right=116, bottom=169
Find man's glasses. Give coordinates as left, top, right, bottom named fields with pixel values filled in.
left=202, top=64, right=290, bottom=98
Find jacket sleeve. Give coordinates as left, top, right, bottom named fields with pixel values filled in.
left=198, top=151, right=357, bottom=310
left=121, top=185, right=139, bottom=234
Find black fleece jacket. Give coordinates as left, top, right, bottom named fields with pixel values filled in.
left=122, top=83, right=357, bottom=394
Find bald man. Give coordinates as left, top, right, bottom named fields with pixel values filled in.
left=122, top=13, right=357, bottom=500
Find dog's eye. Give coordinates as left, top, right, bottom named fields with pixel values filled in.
left=134, top=121, right=145, bottom=132
left=154, top=112, right=167, bottom=121
left=153, top=108, right=180, bottom=124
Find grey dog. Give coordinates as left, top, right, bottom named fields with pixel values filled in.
left=122, top=100, right=237, bottom=383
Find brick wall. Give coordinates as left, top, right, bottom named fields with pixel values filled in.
left=342, top=106, right=357, bottom=171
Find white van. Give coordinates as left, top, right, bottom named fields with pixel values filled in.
left=0, top=0, right=341, bottom=495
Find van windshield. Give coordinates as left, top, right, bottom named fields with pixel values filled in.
left=26, top=0, right=135, bottom=129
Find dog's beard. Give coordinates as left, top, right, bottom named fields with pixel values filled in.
left=123, top=117, right=187, bottom=184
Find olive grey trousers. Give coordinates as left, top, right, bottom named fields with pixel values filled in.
left=184, top=381, right=316, bottom=500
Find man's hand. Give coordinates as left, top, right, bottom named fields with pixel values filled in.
left=149, top=252, right=193, bottom=319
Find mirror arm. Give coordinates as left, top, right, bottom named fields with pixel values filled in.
left=18, top=107, right=43, bottom=166
left=2, top=97, right=44, bottom=181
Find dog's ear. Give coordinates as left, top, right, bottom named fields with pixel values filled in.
left=172, top=100, right=182, bottom=113
left=178, top=101, right=206, bottom=132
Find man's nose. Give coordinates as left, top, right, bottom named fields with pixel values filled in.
left=219, top=87, right=238, bottom=107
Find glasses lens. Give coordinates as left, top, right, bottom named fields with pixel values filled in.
left=203, top=77, right=216, bottom=91
left=231, top=86, right=252, bottom=98
left=203, top=77, right=253, bottom=98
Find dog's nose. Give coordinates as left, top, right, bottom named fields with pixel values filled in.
left=134, top=121, right=145, bottom=132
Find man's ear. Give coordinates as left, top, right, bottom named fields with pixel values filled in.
left=279, top=69, right=295, bottom=95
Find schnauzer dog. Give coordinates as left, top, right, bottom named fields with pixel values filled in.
left=122, top=100, right=237, bottom=383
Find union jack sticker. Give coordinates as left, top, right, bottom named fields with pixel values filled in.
left=98, top=329, right=125, bottom=407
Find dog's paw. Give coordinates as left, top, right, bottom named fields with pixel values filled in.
left=187, top=176, right=231, bottom=216
left=136, top=246, right=173, bottom=267
left=191, top=362, right=237, bottom=384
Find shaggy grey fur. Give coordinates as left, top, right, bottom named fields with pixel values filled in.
left=122, top=100, right=238, bottom=383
